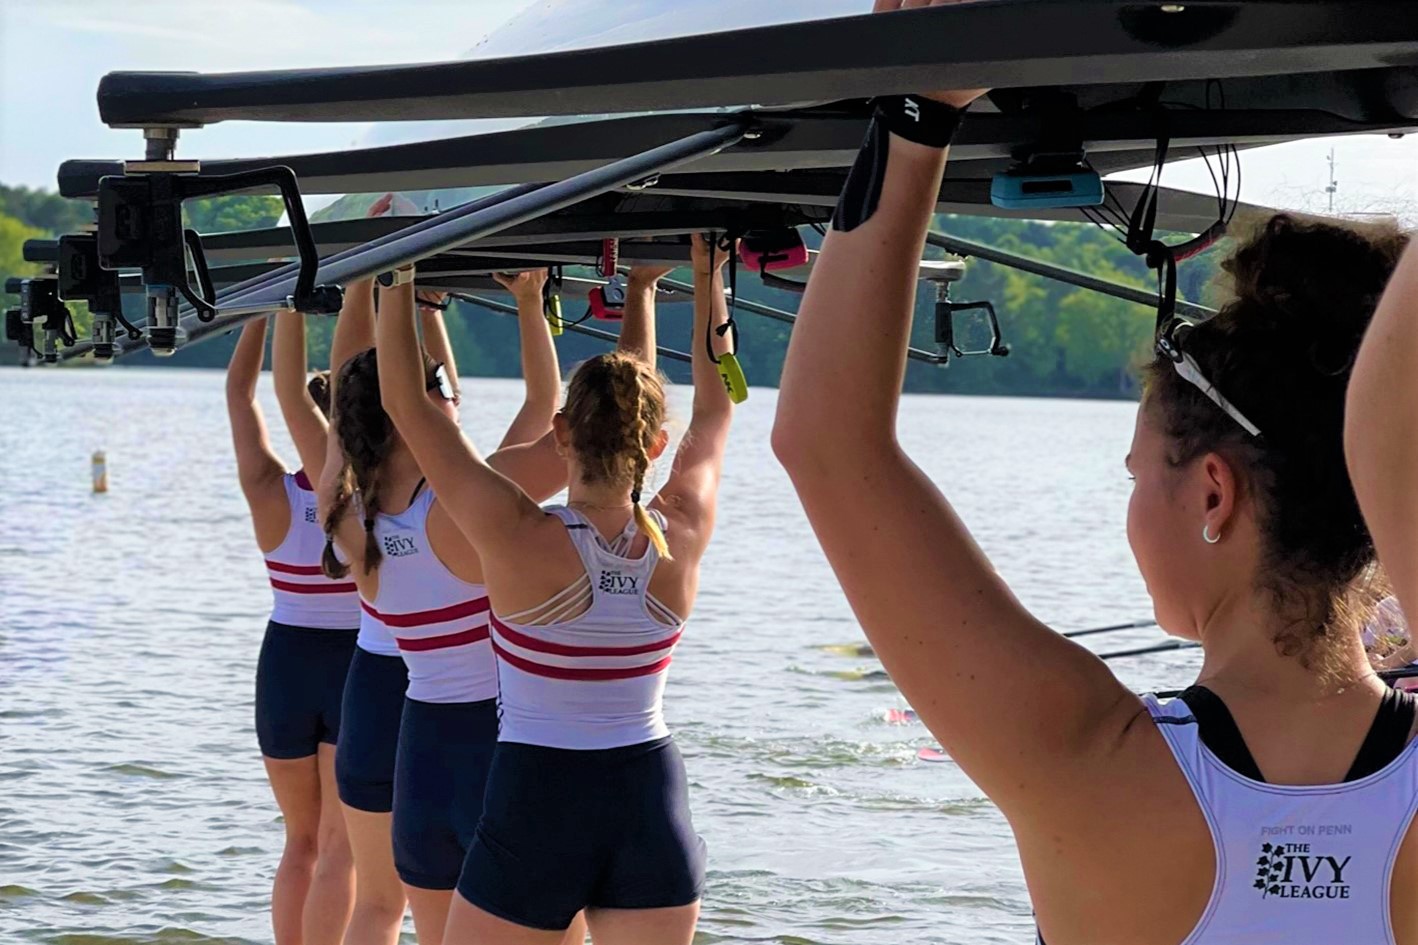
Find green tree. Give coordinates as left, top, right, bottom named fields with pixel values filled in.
left=0, top=185, right=92, bottom=235
left=0, top=212, right=42, bottom=283
left=183, top=195, right=285, bottom=233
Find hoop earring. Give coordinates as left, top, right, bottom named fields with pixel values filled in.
left=1202, top=524, right=1221, bottom=545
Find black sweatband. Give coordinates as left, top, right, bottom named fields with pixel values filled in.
left=872, top=95, right=965, bottom=149
left=832, top=96, right=966, bottom=232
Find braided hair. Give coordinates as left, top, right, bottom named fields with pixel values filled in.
left=321, top=349, right=440, bottom=578
left=561, top=352, right=671, bottom=559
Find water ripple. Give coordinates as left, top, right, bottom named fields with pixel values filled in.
left=0, top=371, right=1180, bottom=944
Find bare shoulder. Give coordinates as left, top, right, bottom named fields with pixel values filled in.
left=1016, top=699, right=1215, bottom=945
left=649, top=490, right=710, bottom=547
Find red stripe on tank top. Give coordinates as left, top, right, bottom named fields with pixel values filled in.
left=361, top=597, right=490, bottom=628
left=270, top=578, right=358, bottom=594
left=491, top=616, right=681, bottom=657
left=265, top=560, right=326, bottom=576
left=395, top=625, right=491, bottom=652
left=491, top=639, right=674, bottom=680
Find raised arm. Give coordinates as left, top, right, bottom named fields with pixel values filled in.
left=650, top=236, right=733, bottom=546
left=378, top=272, right=545, bottom=556
left=226, top=317, right=288, bottom=550
left=418, top=296, right=461, bottom=405
left=319, top=276, right=375, bottom=483
left=769, top=26, right=1135, bottom=812
left=272, top=310, right=328, bottom=481
left=620, top=265, right=675, bottom=368
left=317, top=277, right=376, bottom=549
left=491, top=270, right=561, bottom=449
left=1347, top=243, right=1418, bottom=627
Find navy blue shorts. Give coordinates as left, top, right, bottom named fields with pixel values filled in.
left=335, top=647, right=410, bottom=812
left=255, top=621, right=358, bottom=760
left=393, top=697, right=499, bottom=889
left=458, top=736, right=705, bottom=930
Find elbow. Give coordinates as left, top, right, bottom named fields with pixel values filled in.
left=770, top=416, right=815, bottom=473
left=378, top=376, right=412, bottom=424
left=771, top=402, right=832, bottom=472
left=773, top=408, right=894, bottom=481
left=381, top=391, right=412, bottom=430
left=528, top=393, right=560, bottom=427
left=225, top=378, right=253, bottom=404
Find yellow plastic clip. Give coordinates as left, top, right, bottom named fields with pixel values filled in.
left=716, top=352, right=749, bottom=404
left=545, top=294, right=563, bottom=336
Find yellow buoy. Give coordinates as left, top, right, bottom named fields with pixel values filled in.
left=91, top=450, right=108, bottom=494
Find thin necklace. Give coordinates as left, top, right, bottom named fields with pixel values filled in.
left=569, top=499, right=633, bottom=512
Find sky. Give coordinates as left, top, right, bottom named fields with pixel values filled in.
left=1, top=0, right=1414, bottom=221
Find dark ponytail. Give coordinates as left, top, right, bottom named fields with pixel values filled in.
left=321, top=348, right=396, bottom=578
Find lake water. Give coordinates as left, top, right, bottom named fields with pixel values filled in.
left=0, top=368, right=1201, bottom=945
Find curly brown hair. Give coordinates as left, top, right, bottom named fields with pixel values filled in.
left=562, top=352, right=671, bottom=559
left=306, top=370, right=332, bottom=418
left=1144, top=213, right=1410, bottom=662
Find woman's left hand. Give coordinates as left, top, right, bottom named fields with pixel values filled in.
left=690, top=233, right=733, bottom=277
left=416, top=291, right=449, bottom=312
left=493, top=270, right=549, bottom=303
left=628, top=264, right=676, bottom=287
left=871, top=0, right=990, bottom=109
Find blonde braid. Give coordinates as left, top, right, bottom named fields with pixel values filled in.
left=563, top=351, right=670, bottom=558
left=622, top=363, right=670, bottom=560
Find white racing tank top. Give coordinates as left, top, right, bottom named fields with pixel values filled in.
left=1146, top=692, right=1418, bottom=945
left=491, top=505, right=685, bottom=750
left=360, top=487, right=496, bottom=704
left=265, top=471, right=360, bottom=630
left=356, top=598, right=401, bottom=657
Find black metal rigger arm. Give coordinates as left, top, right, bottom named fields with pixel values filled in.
left=653, top=275, right=958, bottom=367
left=54, top=121, right=751, bottom=364
left=925, top=232, right=1217, bottom=321
left=454, top=293, right=692, bottom=366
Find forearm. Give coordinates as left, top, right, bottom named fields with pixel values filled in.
left=271, top=310, right=308, bottom=400
left=620, top=277, right=658, bottom=367
left=226, top=317, right=268, bottom=403
left=329, top=277, right=375, bottom=385
left=775, top=137, right=947, bottom=454
left=273, top=310, right=329, bottom=476
left=419, top=307, right=459, bottom=388
left=501, top=291, right=562, bottom=448
left=1348, top=245, right=1418, bottom=617
left=226, top=317, right=283, bottom=488
left=691, top=266, right=733, bottom=419
left=377, top=283, right=430, bottom=424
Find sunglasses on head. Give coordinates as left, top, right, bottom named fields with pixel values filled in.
left=1156, top=317, right=1261, bottom=438
left=426, top=362, right=456, bottom=402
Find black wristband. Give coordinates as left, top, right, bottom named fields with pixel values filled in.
left=872, top=95, right=965, bottom=149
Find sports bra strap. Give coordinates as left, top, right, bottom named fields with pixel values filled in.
left=1179, top=686, right=1266, bottom=781
left=1345, top=686, right=1418, bottom=781
left=1180, top=684, right=1418, bottom=784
